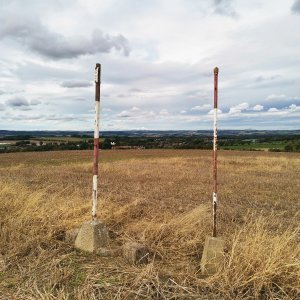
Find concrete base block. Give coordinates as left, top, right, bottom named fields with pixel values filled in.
left=74, top=220, right=110, bottom=253
left=123, top=242, right=149, bottom=264
left=201, top=236, right=224, bottom=275
left=0, top=254, right=5, bottom=272
left=65, top=228, right=80, bottom=243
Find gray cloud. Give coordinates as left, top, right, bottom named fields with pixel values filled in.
left=263, top=95, right=300, bottom=110
left=213, top=0, right=237, bottom=18
left=6, top=97, right=30, bottom=107
left=5, top=113, right=89, bottom=123
left=6, top=97, right=42, bottom=108
left=254, top=75, right=280, bottom=83
left=0, top=14, right=130, bottom=59
left=61, top=80, right=93, bottom=88
left=117, top=110, right=133, bottom=118
left=0, top=90, right=5, bottom=95
left=45, top=115, right=89, bottom=122
left=0, top=103, right=5, bottom=111
left=291, top=0, right=300, bottom=13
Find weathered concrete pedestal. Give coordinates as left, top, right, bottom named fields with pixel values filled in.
left=123, top=242, right=150, bottom=264
left=74, top=220, right=109, bottom=253
left=201, top=236, right=224, bottom=275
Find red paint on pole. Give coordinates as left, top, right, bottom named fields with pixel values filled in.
left=93, top=138, right=99, bottom=175
left=212, top=67, right=219, bottom=238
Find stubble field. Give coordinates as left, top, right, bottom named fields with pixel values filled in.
left=0, top=149, right=299, bottom=299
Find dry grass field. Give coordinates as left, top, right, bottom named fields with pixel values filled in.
left=0, top=149, right=299, bottom=299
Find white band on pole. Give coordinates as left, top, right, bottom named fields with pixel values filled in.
left=213, top=108, right=217, bottom=151
left=213, top=192, right=217, bottom=205
left=95, top=67, right=99, bottom=83
left=94, top=101, right=100, bottom=139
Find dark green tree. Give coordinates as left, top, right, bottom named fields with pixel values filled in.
left=101, top=138, right=112, bottom=149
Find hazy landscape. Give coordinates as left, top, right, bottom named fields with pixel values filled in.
left=1, top=130, right=300, bottom=153
left=0, top=149, right=299, bottom=299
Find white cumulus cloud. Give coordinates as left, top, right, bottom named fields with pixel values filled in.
left=228, top=102, right=249, bottom=114
left=252, top=104, right=264, bottom=111
left=268, top=108, right=279, bottom=112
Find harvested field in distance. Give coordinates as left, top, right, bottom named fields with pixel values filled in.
left=0, top=149, right=299, bottom=299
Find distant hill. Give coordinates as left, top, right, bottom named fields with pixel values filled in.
left=1, top=129, right=300, bottom=138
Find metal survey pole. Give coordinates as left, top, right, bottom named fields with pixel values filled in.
left=212, top=67, right=218, bottom=237
left=92, top=63, right=101, bottom=221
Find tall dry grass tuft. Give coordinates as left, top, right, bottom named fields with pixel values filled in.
left=203, top=216, right=300, bottom=299
left=134, top=205, right=210, bottom=257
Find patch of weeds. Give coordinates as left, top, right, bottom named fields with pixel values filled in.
left=2, top=277, right=18, bottom=289
left=68, top=256, right=86, bottom=287
left=71, top=269, right=85, bottom=287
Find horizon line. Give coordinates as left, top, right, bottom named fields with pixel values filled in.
left=1, top=129, right=300, bottom=132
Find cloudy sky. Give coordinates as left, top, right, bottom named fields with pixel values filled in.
left=0, top=0, right=300, bottom=131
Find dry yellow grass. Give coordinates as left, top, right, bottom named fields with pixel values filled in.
left=0, top=149, right=299, bottom=299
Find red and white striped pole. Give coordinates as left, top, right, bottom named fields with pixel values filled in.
left=92, top=63, right=101, bottom=221
left=212, top=67, right=219, bottom=237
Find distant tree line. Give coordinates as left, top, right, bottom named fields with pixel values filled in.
left=0, top=135, right=299, bottom=153
left=0, top=135, right=32, bottom=141
left=284, top=140, right=300, bottom=152
left=0, top=140, right=93, bottom=153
